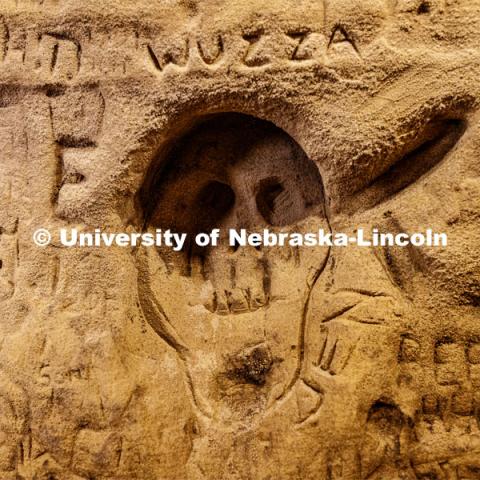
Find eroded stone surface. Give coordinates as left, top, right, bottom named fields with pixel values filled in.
left=0, top=1, right=479, bottom=478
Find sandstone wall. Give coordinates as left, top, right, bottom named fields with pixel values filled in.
left=0, top=1, right=479, bottom=479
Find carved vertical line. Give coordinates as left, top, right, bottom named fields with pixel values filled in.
left=147, top=44, right=161, bottom=71
left=50, top=41, right=58, bottom=72
left=0, top=17, right=9, bottom=62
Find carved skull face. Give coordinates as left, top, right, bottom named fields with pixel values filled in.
left=138, top=114, right=331, bottom=424
left=145, top=113, right=326, bottom=253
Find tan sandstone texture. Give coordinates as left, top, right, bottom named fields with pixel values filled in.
left=0, top=0, right=479, bottom=478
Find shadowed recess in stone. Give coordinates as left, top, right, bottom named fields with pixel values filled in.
left=366, top=117, right=467, bottom=205
left=139, top=113, right=325, bottom=260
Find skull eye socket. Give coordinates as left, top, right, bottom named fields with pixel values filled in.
left=197, top=181, right=235, bottom=211
left=256, top=177, right=286, bottom=226
left=195, top=181, right=235, bottom=230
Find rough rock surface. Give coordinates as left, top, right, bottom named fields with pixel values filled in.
left=0, top=0, right=479, bottom=479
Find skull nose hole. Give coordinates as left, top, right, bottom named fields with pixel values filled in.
left=231, top=238, right=241, bottom=253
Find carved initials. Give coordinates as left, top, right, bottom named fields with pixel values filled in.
left=242, top=32, right=269, bottom=67
left=287, top=31, right=311, bottom=61
left=197, top=35, right=224, bottom=65
left=328, top=26, right=359, bottom=55
left=147, top=39, right=189, bottom=71
left=40, top=33, right=81, bottom=78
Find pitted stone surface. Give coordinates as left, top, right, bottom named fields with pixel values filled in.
left=0, top=1, right=479, bottom=479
